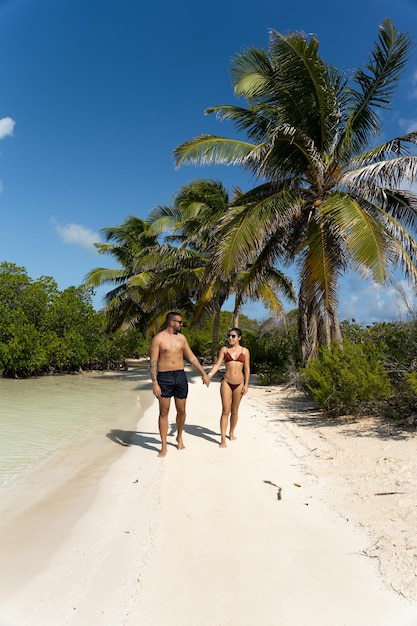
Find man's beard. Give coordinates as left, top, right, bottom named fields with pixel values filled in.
left=173, top=328, right=182, bottom=335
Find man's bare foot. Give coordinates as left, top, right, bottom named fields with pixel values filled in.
left=176, top=436, right=185, bottom=450
left=219, top=440, right=227, bottom=448
left=229, top=434, right=237, bottom=441
left=158, top=447, right=167, bottom=457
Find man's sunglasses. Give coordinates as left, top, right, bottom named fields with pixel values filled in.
left=173, top=320, right=183, bottom=325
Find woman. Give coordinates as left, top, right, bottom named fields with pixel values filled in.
left=207, top=328, right=250, bottom=447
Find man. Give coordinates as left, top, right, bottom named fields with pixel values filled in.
left=149, top=311, right=210, bottom=457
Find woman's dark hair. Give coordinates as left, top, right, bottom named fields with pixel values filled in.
left=229, top=327, right=242, bottom=338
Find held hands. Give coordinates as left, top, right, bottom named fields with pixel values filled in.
left=202, top=373, right=210, bottom=387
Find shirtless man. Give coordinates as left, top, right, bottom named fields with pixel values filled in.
left=149, top=312, right=210, bottom=457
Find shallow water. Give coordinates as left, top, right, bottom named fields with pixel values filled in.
left=0, top=366, right=152, bottom=492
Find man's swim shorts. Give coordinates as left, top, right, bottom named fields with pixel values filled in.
left=157, top=369, right=188, bottom=398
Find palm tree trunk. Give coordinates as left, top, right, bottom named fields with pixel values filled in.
left=330, top=305, right=343, bottom=344
left=298, top=290, right=321, bottom=366
left=298, top=291, right=310, bottom=366
left=324, top=304, right=343, bottom=347
left=231, top=292, right=242, bottom=328
left=211, top=307, right=221, bottom=362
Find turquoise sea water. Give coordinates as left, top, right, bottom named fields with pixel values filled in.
left=0, top=366, right=152, bottom=493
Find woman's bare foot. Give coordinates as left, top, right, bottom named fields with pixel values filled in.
left=176, top=436, right=185, bottom=450
left=229, top=433, right=237, bottom=441
left=219, top=439, right=227, bottom=448
left=158, top=446, right=167, bottom=457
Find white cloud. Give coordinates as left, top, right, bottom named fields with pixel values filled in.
left=52, top=219, right=101, bottom=252
left=398, top=116, right=417, bottom=133
left=243, top=273, right=417, bottom=326
left=338, top=275, right=417, bottom=325
left=0, top=117, right=15, bottom=139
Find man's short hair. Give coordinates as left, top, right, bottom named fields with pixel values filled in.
left=166, top=311, right=181, bottom=324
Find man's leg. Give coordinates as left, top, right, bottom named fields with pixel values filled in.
left=174, top=397, right=186, bottom=449
left=158, top=397, right=171, bottom=457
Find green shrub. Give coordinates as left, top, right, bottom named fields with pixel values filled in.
left=367, top=321, right=417, bottom=369
left=301, top=339, right=391, bottom=416
left=405, top=370, right=417, bottom=394
left=342, top=319, right=417, bottom=371
left=256, top=363, right=287, bottom=385
left=245, top=318, right=299, bottom=384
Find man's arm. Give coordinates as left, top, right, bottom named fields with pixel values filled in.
left=149, top=336, right=162, bottom=397
left=183, top=341, right=210, bottom=386
left=150, top=359, right=158, bottom=382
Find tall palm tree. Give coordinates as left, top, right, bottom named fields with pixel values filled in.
left=174, top=19, right=417, bottom=364
left=148, top=178, right=295, bottom=358
left=84, top=216, right=160, bottom=332
left=147, top=179, right=232, bottom=357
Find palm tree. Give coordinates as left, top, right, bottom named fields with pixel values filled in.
left=84, top=216, right=160, bottom=332
left=174, top=19, right=417, bottom=364
left=148, top=178, right=295, bottom=358
left=231, top=263, right=294, bottom=328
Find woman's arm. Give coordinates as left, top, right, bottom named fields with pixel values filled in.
left=242, top=349, right=251, bottom=394
left=207, top=347, right=226, bottom=379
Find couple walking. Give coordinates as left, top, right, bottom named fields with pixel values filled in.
left=149, top=312, right=250, bottom=457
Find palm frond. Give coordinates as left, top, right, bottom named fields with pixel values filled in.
left=268, top=29, right=342, bottom=152
left=230, top=46, right=272, bottom=99
left=173, top=135, right=256, bottom=168
left=350, top=132, right=417, bottom=166
left=320, top=192, right=388, bottom=283
left=83, top=267, right=130, bottom=288
left=216, top=188, right=301, bottom=273
left=299, top=217, right=344, bottom=313
left=342, top=18, right=411, bottom=152
left=250, top=282, right=285, bottom=316
left=205, top=105, right=273, bottom=142
left=342, top=155, right=417, bottom=188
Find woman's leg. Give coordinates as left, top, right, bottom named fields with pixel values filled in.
left=219, top=380, right=232, bottom=447
left=229, top=382, right=244, bottom=440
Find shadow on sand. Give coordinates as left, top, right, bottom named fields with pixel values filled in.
left=107, top=422, right=219, bottom=453
left=259, top=385, right=416, bottom=442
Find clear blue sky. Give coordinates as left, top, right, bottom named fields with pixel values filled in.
left=1, top=0, right=417, bottom=325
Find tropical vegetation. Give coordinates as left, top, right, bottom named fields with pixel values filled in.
left=146, top=178, right=296, bottom=359
left=83, top=216, right=160, bottom=333
left=0, top=262, right=145, bottom=377
left=174, top=18, right=417, bottom=365
left=3, top=259, right=417, bottom=426
left=4, top=19, right=417, bottom=426
left=84, top=179, right=296, bottom=360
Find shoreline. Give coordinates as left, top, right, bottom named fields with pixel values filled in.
left=0, top=368, right=153, bottom=601
left=0, top=372, right=416, bottom=624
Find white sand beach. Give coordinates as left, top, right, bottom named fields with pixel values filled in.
left=0, top=369, right=416, bottom=625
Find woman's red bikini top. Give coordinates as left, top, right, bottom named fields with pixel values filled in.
left=224, top=349, right=245, bottom=363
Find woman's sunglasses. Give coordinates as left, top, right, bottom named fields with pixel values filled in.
left=227, top=334, right=237, bottom=338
